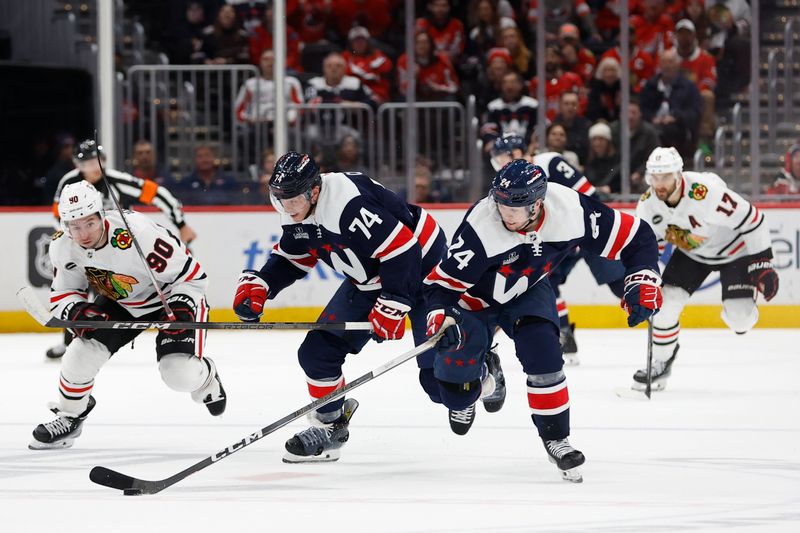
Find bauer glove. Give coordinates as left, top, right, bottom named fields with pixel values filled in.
left=747, top=252, right=779, bottom=301
left=66, top=302, right=109, bottom=338
left=160, top=295, right=196, bottom=335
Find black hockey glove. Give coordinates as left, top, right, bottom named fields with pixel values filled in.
left=66, top=302, right=110, bottom=338
left=160, top=296, right=197, bottom=335
left=747, top=252, right=779, bottom=301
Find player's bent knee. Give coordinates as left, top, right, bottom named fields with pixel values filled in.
left=297, top=331, right=350, bottom=373
left=721, top=298, right=759, bottom=333
left=61, top=338, right=111, bottom=383
left=656, top=285, right=690, bottom=326
left=158, top=353, right=207, bottom=392
left=418, top=368, right=442, bottom=404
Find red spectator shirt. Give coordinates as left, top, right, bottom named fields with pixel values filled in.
left=568, top=47, right=597, bottom=83
left=630, top=14, right=674, bottom=57
left=397, top=53, right=459, bottom=100
left=332, top=0, right=392, bottom=38
left=249, top=26, right=303, bottom=72
left=416, top=17, right=465, bottom=61
left=343, top=49, right=393, bottom=103
left=529, top=71, right=584, bottom=121
left=679, top=46, right=717, bottom=92
left=601, top=46, right=656, bottom=93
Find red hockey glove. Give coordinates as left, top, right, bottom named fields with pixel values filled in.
left=747, top=253, right=779, bottom=301
left=66, top=302, right=109, bottom=338
left=620, top=269, right=663, bottom=327
left=369, top=293, right=412, bottom=342
left=160, top=296, right=196, bottom=335
left=426, top=307, right=465, bottom=351
left=233, top=270, right=269, bottom=322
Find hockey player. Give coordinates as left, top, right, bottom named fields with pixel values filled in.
left=630, top=147, right=779, bottom=391
left=490, top=134, right=626, bottom=364
left=423, top=159, right=661, bottom=481
left=30, top=181, right=225, bottom=449
left=232, top=152, right=500, bottom=462
left=46, top=139, right=197, bottom=359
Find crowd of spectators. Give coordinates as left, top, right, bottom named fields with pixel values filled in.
left=9, top=0, right=795, bottom=207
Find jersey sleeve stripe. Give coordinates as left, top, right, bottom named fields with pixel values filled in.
left=574, top=177, right=595, bottom=195
left=272, top=244, right=317, bottom=272
left=600, top=211, right=622, bottom=257
left=50, top=291, right=88, bottom=303
left=727, top=241, right=746, bottom=256
left=139, top=179, right=159, bottom=203
left=373, top=222, right=418, bottom=261
left=458, top=293, right=490, bottom=310
left=605, top=212, right=637, bottom=260
left=184, top=262, right=202, bottom=282
left=415, top=209, right=441, bottom=257
left=424, top=264, right=472, bottom=291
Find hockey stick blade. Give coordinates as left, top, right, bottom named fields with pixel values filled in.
left=614, top=387, right=651, bottom=400
left=88, top=319, right=452, bottom=495
left=17, top=286, right=51, bottom=326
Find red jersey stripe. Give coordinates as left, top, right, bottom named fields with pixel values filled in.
left=607, top=212, right=635, bottom=260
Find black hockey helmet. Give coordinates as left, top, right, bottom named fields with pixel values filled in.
left=73, top=139, right=105, bottom=164
left=491, top=159, right=547, bottom=208
left=269, top=151, right=321, bottom=200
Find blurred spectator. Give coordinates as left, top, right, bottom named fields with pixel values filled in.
left=674, top=19, right=717, bottom=152
left=307, top=52, right=376, bottom=106
left=200, top=4, right=250, bottom=65
left=235, top=50, right=304, bottom=127
left=684, top=0, right=710, bottom=47
left=610, top=95, right=660, bottom=192
left=586, top=57, right=622, bottom=123
left=766, top=146, right=800, bottom=195
left=584, top=122, right=621, bottom=194
left=594, top=0, right=644, bottom=42
left=343, top=26, right=393, bottom=104
left=43, top=134, right=76, bottom=203
left=331, top=0, right=392, bottom=40
left=164, top=1, right=210, bottom=64
left=466, top=0, right=502, bottom=58
left=293, top=0, right=331, bottom=43
left=528, top=45, right=584, bottom=122
left=481, top=71, right=538, bottom=152
left=554, top=91, right=590, bottom=165
left=630, top=0, right=675, bottom=57
left=545, top=123, right=581, bottom=169
left=130, top=139, right=173, bottom=186
left=248, top=148, right=276, bottom=203
left=178, top=145, right=238, bottom=205
left=706, top=0, right=751, bottom=108
left=397, top=30, right=460, bottom=101
left=499, top=24, right=534, bottom=78
left=229, top=0, right=268, bottom=36
left=414, top=165, right=436, bottom=202
left=475, top=47, right=512, bottom=112
left=601, top=25, right=656, bottom=93
left=640, top=48, right=702, bottom=158
left=558, top=23, right=596, bottom=83
left=416, top=0, right=466, bottom=63
left=248, top=2, right=302, bottom=72
left=332, top=134, right=368, bottom=174
left=523, top=0, right=601, bottom=44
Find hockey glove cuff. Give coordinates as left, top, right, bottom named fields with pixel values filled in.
left=426, top=307, right=465, bottom=351
left=747, top=251, right=779, bottom=301
left=66, top=302, right=110, bottom=338
left=369, top=293, right=412, bottom=342
left=621, top=269, right=663, bottom=327
left=233, top=270, right=269, bottom=322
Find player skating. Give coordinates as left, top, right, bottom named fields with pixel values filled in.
left=30, top=181, right=225, bottom=450
left=629, top=147, right=779, bottom=391
left=45, top=140, right=197, bottom=359
left=423, top=159, right=662, bottom=481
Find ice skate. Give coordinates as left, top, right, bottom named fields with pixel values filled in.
left=283, top=398, right=359, bottom=463
left=448, top=403, right=476, bottom=435
left=191, top=358, right=226, bottom=416
left=560, top=323, right=579, bottom=366
left=29, top=396, right=96, bottom=450
left=45, top=343, right=67, bottom=359
left=543, top=437, right=585, bottom=483
left=632, top=345, right=679, bottom=392
left=481, top=347, right=506, bottom=413
left=449, top=363, right=496, bottom=435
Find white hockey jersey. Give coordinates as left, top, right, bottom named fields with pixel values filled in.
left=49, top=211, right=207, bottom=318
left=636, top=171, right=771, bottom=265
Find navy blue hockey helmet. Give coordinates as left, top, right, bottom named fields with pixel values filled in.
left=490, top=159, right=547, bottom=208
left=269, top=151, right=321, bottom=200
left=490, top=133, right=526, bottom=158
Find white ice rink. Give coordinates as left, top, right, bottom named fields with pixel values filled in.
left=1, top=328, right=798, bottom=533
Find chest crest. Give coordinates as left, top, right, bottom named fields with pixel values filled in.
left=85, top=267, right=139, bottom=300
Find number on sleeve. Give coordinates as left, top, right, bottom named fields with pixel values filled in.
left=348, top=207, right=384, bottom=239
left=716, top=192, right=739, bottom=216
left=448, top=235, right=475, bottom=271
left=146, top=238, right=174, bottom=273
left=555, top=160, right=575, bottom=180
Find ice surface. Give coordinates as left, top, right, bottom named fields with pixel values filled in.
left=1, top=329, right=799, bottom=533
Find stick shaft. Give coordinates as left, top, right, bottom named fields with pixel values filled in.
left=645, top=318, right=653, bottom=399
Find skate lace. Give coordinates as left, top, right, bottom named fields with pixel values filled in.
left=546, top=439, right=574, bottom=459
left=295, top=426, right=333, bottom=450
left=43, top=416, right=73, bottom=437
left=449, top=405, right=475, bottom=424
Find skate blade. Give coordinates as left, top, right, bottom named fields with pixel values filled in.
left=28, top=439, right=75, bottom=450
left=282, top=449, right=341, bottom=464
left=559, top=467, right=583, bottom=483
left=631, top=380, right=666, bottom=392
left=481, top=396, right=505, bottom=413
left=562, top=354, right=580, bottom=366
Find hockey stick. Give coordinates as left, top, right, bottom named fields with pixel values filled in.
left=88, top=318, right=453, bottom=495
left=17, top=286, right=371, bottom=332
left=644, top=318, right=654, bottom=399
left=94, top=132, right=175, bottom=320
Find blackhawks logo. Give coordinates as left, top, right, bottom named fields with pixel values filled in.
left=111, top=228, right=133, bottom=249
left=688, top=183, right=708, bottom=200
left=85, top=267, right=139, bottom=300
left=665, top=224, right=707, bottom=251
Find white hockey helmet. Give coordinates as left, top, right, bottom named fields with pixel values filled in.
left=58, top=181, right=105, bottom=227
left=645, top=146, right=683, bottom=184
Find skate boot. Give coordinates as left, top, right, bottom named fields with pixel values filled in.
left=283, top=398, right=359, bottom=463
left=449, top=363, right=495, bottom=435
left=632, top=345, right=679, bottom=392
left=191, top=358, right=226, bottom=416
left=29, top=396, right=96, bottom=450
left=543, top=437, right=585, bottom=483
left=481, top=347, right=506, bottom=413
left=45, top=343, right=67, bottom=359
left=560, top=323, right=579, bottom=366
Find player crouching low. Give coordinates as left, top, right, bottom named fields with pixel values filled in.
left=630, top=147, right=779, bottom=392
left=30, top=181, right=225, bottom=450
left=423, top=160, right=662, bottom=482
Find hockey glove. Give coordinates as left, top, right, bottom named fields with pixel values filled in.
left=426, top=307, right=465, bottom=351
left=160, top=296, right=196, bottom=335
left=233, top=270, right=269, bottom=322
left=66, top=302, right=109, bottom=338
left=620, top=269, right=663, bottom=327
left=747, top=252, right=779, bottom=301
left=369, top=293, right=412, bottom=342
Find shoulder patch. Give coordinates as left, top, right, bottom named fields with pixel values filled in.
left=110, top=228, right=133, bottom=250
left=688, top=183, right=708, bottom=200
left=639, top=189, right=651, bottom=202
left=51, top=230, right=64, bottom=241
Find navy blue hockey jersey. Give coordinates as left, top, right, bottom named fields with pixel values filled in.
left=424, top=182, right=659, bottom=310
left=260, top=172, right=443, bottom=300
left=534, top=152, right=596, bottom=197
